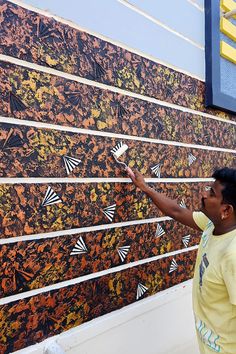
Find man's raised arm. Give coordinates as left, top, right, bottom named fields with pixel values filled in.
left=128, top=169, right=201, bottom=231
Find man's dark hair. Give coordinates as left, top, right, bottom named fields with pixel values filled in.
left=212, top=168, right=236, bottom=213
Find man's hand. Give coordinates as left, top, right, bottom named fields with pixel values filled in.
left=126, top=168, right=149, bottom=193
left=126, top=167, right=200, bottom=231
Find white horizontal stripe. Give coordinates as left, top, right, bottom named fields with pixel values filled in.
left=0, top=217, right=172, bottom=245
left=187, top=0, right=204, bottom=12
left=0, top=244, right=198, bottom=305
left=0, top=177, right=214, bottom=184
left=1, top=54, right=235, bottom=127
left=118, top=0, right=204, bottom=50
left=7, top=0, right=202, bottom=80
left=0, top=116, right=235, bottom=154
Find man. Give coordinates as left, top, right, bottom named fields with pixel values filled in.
left=127, top=167, right=236, bottom=354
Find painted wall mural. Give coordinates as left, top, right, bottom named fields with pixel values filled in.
left=0, top=220, right=200, bottom=298
left=0, top=123, right=234, bottom=178
left=0, top=249, right=197, bottom=354
left=0, top=0, right=235, bottom=353
left=0, top=62, right=235, bottom=149
left=0, top=0, right=235, bottom=121
left=0, top=182, right=207, bottom=238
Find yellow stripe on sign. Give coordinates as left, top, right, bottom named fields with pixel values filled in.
left=220, top=40, right=236, bottom=64
left=220, top=17, right=236, bottom=41
left=221, top=0, right=236, bottom=19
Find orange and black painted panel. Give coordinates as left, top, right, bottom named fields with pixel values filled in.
left=0, top=220, right=200, bottom=297
left=0, top=1, right=234, bottom=353
left=0, top=123, right=234, bottom=178
left=0, top=249, right=197, bottom=354
left=0, top=0, right=235, bottom=120
left=0, top=62, right=235, bottom=148
left=0, top=182, right=206, bottom=238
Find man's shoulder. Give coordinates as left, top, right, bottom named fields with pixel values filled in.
left=223, top=229, right=236, bottom=255
left=193, top=211, right=211, bottom=231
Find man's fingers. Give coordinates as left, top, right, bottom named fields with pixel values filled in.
left=126, top=167, right=136, bottom=180
left=133, top=169, right=142, bottom=179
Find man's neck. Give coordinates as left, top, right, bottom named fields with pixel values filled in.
left=213, top=221, right=236, bottom=236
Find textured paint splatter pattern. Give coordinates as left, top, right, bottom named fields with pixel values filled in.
left=0, top=220, right=200, bottom=297
left=0, top=250, right=197, bottom=354
left=0, top=62, right=235, bottom=148
left=0, top=1, right=235, bottom=120
left=0, top=1, right=234, bottom=353
left=0, top=182, right=207, bottom=238
left=0, top=123, right=234, bottom=178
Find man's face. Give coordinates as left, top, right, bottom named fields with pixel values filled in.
left=201, top=180, right=225, bottom=222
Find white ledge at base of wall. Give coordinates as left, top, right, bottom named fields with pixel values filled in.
left=43, top=343, right=65, bottom=354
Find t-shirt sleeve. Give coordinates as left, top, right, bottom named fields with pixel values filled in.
left=221, top=253, right=236, bottom=305
left=192, top=211, right=210, bottom=231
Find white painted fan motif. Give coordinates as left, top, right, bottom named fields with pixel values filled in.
left=41, top=186, right=62, bottom=207
left=179, top=199, right=187, bottom=209
left=182, top=234, right=191, bottom=248
left=136, top=283, right=148, bottom=300
left=169, top=258, right=178, bottom=273
left=102, top=204, right=116, bottom=222
left=117, top=245, right=130, bottom=262
left=155, top=223, right=165, bottom=238
left=63, top=155, right=81, bottom=175
left=188, top=153, right=197, bottom=166
left=70, top=236, right=88, bottom=255
left=151, top=163, right=161, bottom=178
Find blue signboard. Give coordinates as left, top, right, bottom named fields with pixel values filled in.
left=205, top=0, right=236, bottom=114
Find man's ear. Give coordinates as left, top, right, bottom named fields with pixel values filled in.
left=222, top=204, right=234, bottom=219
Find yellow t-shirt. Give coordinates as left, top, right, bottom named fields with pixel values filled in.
left=192, top=211, right=236, bottom=354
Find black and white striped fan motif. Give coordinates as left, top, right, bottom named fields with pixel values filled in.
left=205, top=186, right=211, bottom=191
left=102, top=204, right=116, bottom=222
left=70, top=236, right=88, bottom=255
left=155, top=223, right=165, bottom=238
left=63, top=155, right=81, bottom=175
left=41, top=186, right=62, bottom=207
left=136, top=283, right=148, bottom=300
left=179, top=199, right=187, bottom=209
left=117, top=245, right=130, bottom=262
left=182, top=234, right=191, bottom=248
left=151, top=163, right=161, bottom=178
left=169, top=258, right=178, bottom=273
left=188, top=153, right=197, bottom=166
